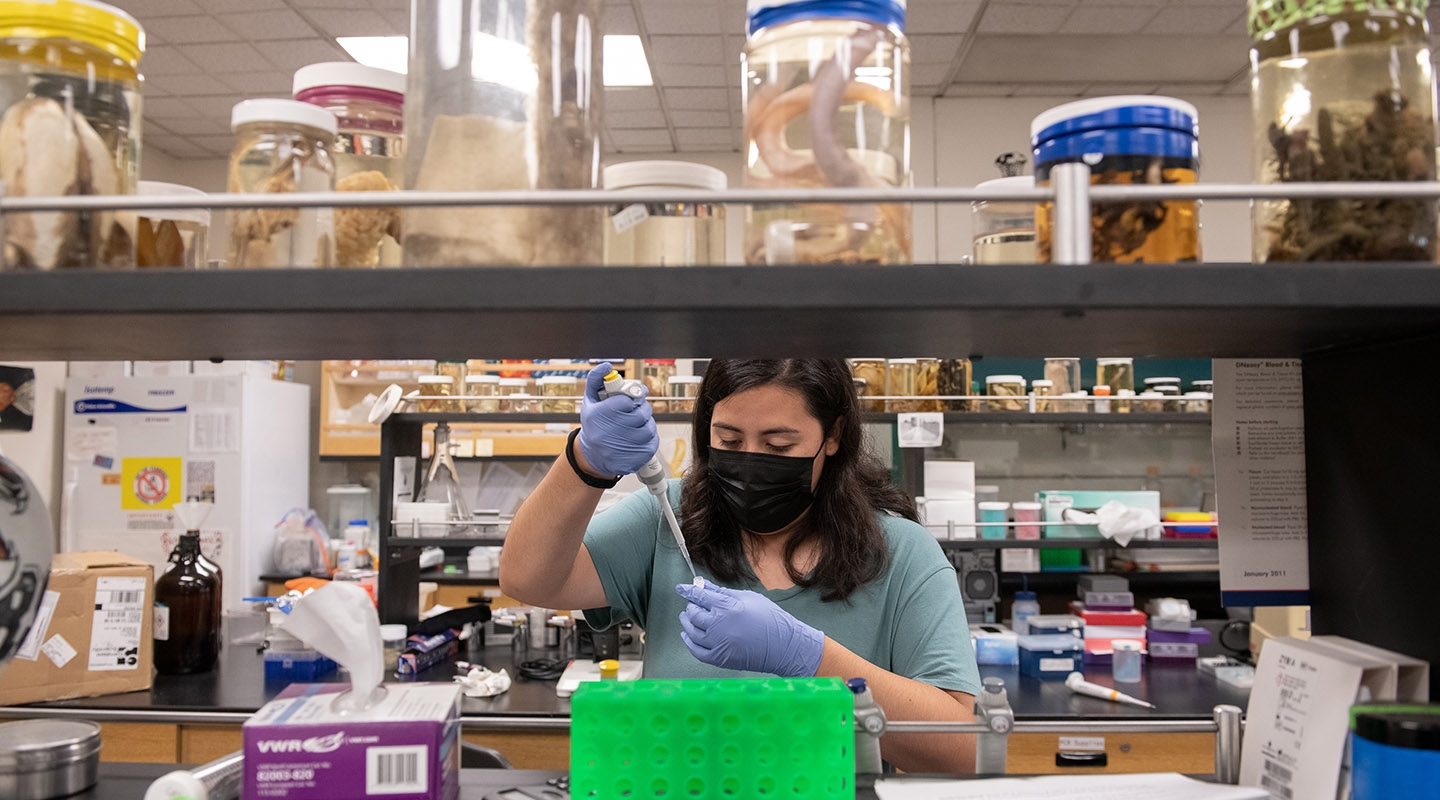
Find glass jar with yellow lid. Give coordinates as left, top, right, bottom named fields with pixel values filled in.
left=0, top=0, right=144, bottom=270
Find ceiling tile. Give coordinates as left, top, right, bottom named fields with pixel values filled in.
left=615, top=143, right=676, bottom=153
left=911, top=63, right=951, bottom=86
left=641, top=2, right=721, bottom=35
left=290, top=0, right=371, bottom=7
left=944, top=83, right=1018, bottom=97
left=605, top=87, right=662, bottom=111
left=718, top=2, right=746, bottom=33
left=724, top=35, right=743, bottom=66
left=191, top=0, right=286, bottom=10
left=1220, top=80, right=1248, bottom=95
left=220, top=71, right=293, bottom=94
left=977, top=3, right=1075, bottom=34
left=676, top=128, right=732, bottom=147
left=906, top=0, right=982, bottom=33
left=142, top=15, right=239, bottom=44
left=141, top=96, right=196, bottom=118
left=151, top=138, right=214, bottom=159
left=610, top=128, right=673, bottom=147
left=304, top=8, right=398, bottom=37
left=382, top=10, right=408, bottom=31
left=909, top=34, right=962, bottom=64
left=122, top=0, right=203, bottom=15
left=649, top=35, right=725, bottom=65
left=677, top=142, right=732, bottom=152
left=184, top=95, right=245, bottom=118
left=1011, top=83, right=1087, bottom=97
left=188, top=134, right=237, bottom=151
left=654, top=63, right=728, bottom=87
left=1060, top=6, right=1157, bottom=34
left=140, top=46, right=200, bottom=76
left=1081, top=83, right=1160, bottom=96
left=608, top=109, right=669, bottom=128
left=604, top=4, right=640, bottom=35
left=253, top=39, right=348, bottom=72
left=370, top=0, right=408, bottom=11
left=664, top=87, right=727, bottom=110
left=961, top=35, right=1243, bottom=83
left=1146, top=6, right=1244, bottom=35
left=671, top=109, right=729, bottom=127
left=177, top=42, right=273, bottom=73
left=1226, top=14, right=1249, bottom=36
left=1153, top=82, right=1229, bottom=96
left=149, top=73, right=233, bottom=96
left=217, top=9, right=319, bottom=40
left=146, top=115, right=230, bottom=136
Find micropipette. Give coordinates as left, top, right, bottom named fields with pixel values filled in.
left=600, top=368, right=698, bottom=579
left=1065, top=672, right=1156, bottom=709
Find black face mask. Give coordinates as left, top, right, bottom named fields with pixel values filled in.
left=708, top=446, right=822, bottom=534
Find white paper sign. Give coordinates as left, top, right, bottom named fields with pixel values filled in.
left=41, top=634, right=77, bottom=668
left=897, top=413, right=945, bottom=448
left=14, top=590, right=60, bottom=661
left=1211, top=359, right=1309, bottom=606
left=612, top=203, right=650, bottom=234
left=189, top=408, right=239, bottom=453
left=89, top=576, right=147, bottom=671
left=65, top=425, right=118, bottom=464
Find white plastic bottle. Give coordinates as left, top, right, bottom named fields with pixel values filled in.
left=1011, top=590, right=1040, bottom=635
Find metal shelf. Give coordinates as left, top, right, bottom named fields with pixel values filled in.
left=939, top=538, right=1218, bottom=551
left=385, top=411, right=1207, bottom=425
left=388, top=537, right=507, bottom=548
left=4, top=264, right=1440, bottom=359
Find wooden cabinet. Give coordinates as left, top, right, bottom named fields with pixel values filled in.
left=98, top=722, right=178, bottom=763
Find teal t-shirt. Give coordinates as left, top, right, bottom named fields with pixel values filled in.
left=582, top=480, right=981, bottom=695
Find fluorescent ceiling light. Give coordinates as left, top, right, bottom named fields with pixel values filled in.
left=339, top=34, right=654, bottom=88
left=603, top=35, right=653, bottom=87
left=338, top=36, right=407, bottom=75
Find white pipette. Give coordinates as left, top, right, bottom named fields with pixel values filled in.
left=600, top=369, right=698, bottom=579
left=1065, top=672, right=1156, bottom=709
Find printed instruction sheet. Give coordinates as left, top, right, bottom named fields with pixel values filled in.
left=875, top=773, right=1269, bottom=800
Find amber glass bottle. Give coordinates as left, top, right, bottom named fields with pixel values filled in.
left=154, top=533, right=223, bottom=674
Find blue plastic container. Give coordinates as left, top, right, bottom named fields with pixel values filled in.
left=264, top=650, right=338, bottom=682
left=1352, top=709, right=1440, bottom=800
left=978, top=502, right=1009, bottom=540
left=1018, top=634, right=1083, bottom=680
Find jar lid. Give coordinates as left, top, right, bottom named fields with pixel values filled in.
left=973, top=176, right=1036, bottom=215
left=1011, top=501, right=1041, bottom=511
left=644, top=358, right=678, bottom=365
left=1143, top=377, right=1182, bottom=385
left=0, top=719, right=101, bottom=772
left=987, top=374, right=1024, bottom=383
left=1183, top=391, right=1210, bottom=397
left=232, top=98, right=338, bottom=136
left=1154, top=386, right=1181, bottom=395
left=465, top=374, right=501, bottom=383
left=418, top=375, right=453, bottom=384
left=537, top=375, right=577, bottom=384
left=379, top=623, right=408, bottom=641
left=138, top=181, right=211, bottom=227
left=1031, top=95, right=1199, bottom=143
left=499, top=378, right=528, bottom=387
left=1031, top=379, right=1054, bottom=387
left=1194, top=379, right=1214, bottom=387
left=668, top=375, right=703, bottom=384
left=294, top=61, right=405, bottom=97
left=1353, top=711, right=1440, bottom=751
left=747, top=0, right=906, bottom=35
left=1014, top=590, right=1037, bottom=601
left=1139, top=391, right=1163, bottom=397
left=1096, top=358, right=1133, bottom=365
left=977, top=501, right=1010, bottom=510
left=0, top=0, right=144, bottom=67
left=1093, top=385, right=1111, bottom=394
left=1036, top=127, right=1198, bottom=167
left=605, top=161, right=727, bottom=192
left=1112, top=639, right=1144, bottom=652
left=888, top=358, right=918, bottom=364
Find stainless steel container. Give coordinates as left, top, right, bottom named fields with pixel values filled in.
left=0, top=719, right=101, bottom=799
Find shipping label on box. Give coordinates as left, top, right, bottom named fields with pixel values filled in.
left=244, top=682, right=461, bottom=800
left=0, top=552, right=153, bottom=705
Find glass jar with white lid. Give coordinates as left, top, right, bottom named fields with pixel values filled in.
left=226, top=98, right=337, bottom=268
left=604, top=161, right=728, bottom=266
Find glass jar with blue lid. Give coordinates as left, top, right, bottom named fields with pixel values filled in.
left=1031, top=96, right=1201, bottom=264
left=1249, top=0, right=1436, bottom=263
left=742, top=0, right=911, bottom=265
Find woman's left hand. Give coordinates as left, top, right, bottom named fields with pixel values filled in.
left=675, top=582, right=824, bottom=677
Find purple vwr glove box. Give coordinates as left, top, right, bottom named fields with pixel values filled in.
left=243, top=682, right=461, bottom=800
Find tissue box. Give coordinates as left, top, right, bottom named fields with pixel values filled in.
left=244, top=682, right=461, bottom=800
left=969, top=624, right=1019, bottom=665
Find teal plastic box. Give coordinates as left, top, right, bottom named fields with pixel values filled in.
left=1038, top=490, right=1162, bottom=539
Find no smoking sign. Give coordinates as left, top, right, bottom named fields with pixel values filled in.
left=134, top=466, right=169, bottom=505
left=120, top=457, right=182, bottom=511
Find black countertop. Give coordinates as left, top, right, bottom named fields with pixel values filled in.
left=0, top=639, right=1248, bottom=724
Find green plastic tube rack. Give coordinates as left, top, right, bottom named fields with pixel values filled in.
left=570, top=678, right=856, bottom=799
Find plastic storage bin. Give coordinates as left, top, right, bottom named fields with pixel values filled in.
left=604, top=161, right=727, bottom=266
left=136, top=182, right=209, bottom=269
left=1025, top=614, right=1084, bottom=638
left=294, top=61, right=405, bottom=267
left=404, top=0, right=602, bottom=266
left=742, top=0, right=911, bottom=264
left=972, top=176, right=1037, bottom=264
left=977, top=502, right=1009, bottom=540
left=0, top=0, right=144, bottom=270
left=1018, top=634, right=1084, bottom=680
left=1250, top=0, right=1437, bottom=262
left=1033, top=97, right=1200, bottom=264
left=226, top=99, right=337, bottom=268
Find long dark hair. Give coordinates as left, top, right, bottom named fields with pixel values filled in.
left=679, top=360, right=916, bottom=602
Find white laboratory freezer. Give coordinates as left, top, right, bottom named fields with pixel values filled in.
left=62, top=375, right=310, bottom=611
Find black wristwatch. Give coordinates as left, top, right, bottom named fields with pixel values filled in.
left=566, top=428, right=619, bottom=489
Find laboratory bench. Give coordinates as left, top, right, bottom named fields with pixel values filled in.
left=0, top=640, right=1248, bottom=776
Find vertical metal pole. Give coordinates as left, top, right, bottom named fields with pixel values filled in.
left=1213, top=704, right=1243, bottom=784
left=1050, top=162, right=1092, bottom=265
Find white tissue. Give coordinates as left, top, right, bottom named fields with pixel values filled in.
left=282, top=582, right=385, bottom=710
left=1063, top=501, right=1162, bottom=546
left=454, top=666, right=512, bottom=698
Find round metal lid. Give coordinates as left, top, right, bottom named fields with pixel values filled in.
left=0, top=719, right=101, bottom=772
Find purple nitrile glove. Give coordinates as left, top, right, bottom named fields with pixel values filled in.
left=575, top=362, right=659, bottom=477
left=675, top=581, right=825, bottom=677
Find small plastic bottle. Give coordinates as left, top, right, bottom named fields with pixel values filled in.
left=1011, top=590, right=1040, bottom=635
left=380, top=624, right=407, bottom=673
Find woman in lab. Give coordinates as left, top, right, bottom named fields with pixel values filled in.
left=501, top=360, right=980, bottom=773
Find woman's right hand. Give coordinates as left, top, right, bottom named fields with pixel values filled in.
left=575, top=363, right=659, bottom=478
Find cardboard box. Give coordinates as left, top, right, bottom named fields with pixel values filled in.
left=244, top=682, right=461, bottom=800
left=0, top=552, right=153, bottom=705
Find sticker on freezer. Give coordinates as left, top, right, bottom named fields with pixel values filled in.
left=121, top=457, right=182, bottom=510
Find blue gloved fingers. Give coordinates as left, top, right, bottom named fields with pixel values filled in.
left=679, top=628, right=717, bottom=663
left=674, top=581, right=732, bottom=611
left=680, top=601, right=718, bottom=633
left=584, top=363, right=612, bottom=401
left=594, top=393, right=649, bottom=421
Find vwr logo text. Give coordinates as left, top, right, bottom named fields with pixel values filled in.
left=256, top=732, right=346, bottom=754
